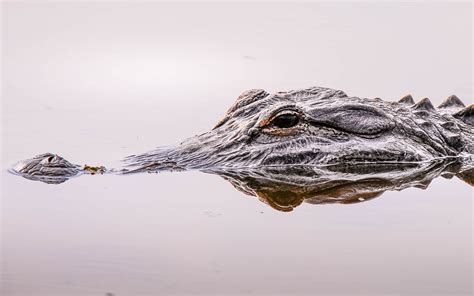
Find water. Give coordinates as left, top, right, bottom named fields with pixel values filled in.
left=1, top=2, right=472, bottom=295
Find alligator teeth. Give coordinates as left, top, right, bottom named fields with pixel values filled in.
left=398, top=94, right=415, bottom=105
left=438, top=95, right=465, bottom=108
left=453, top=104, right=474, bottom=125
left=412, top=97, right=435, bottom=112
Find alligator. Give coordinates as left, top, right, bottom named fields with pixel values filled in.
left=10, top=86, right=474, bottom=204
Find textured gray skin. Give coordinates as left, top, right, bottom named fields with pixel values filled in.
left=122, top=86, right=473, bottom=171
left=11, top=86, right=474, bottom=184
left=11, top=153, right=81, bottom=184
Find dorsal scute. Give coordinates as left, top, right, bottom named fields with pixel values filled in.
left=412, top=97, right=435, bottom=112
left=453, top=104, right=474, bottom=125
left=398, top=94, right=415, bottom=105
left=438, top=95, right=465, bottom=109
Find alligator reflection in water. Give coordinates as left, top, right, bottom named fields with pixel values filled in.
left=9, top=86, right=474, bottom=210
left=207, top=159, right=473, bottom=211
left=10, top=154, right=473, bottom=211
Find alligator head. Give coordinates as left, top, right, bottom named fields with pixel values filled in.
left=11, top=86, right=474, bottom=183
left=123, top=86, right=474, bottom=172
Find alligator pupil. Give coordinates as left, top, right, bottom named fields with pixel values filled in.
left=272, top=114, right=299, bottom=128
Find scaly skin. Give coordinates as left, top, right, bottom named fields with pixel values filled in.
left=11, top=86, right=474, bottom=184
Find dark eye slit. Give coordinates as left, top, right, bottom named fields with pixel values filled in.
left=272, top=114, right=300, bottom=128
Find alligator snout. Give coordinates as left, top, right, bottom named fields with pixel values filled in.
left=9, top=86, right=474, bottom=184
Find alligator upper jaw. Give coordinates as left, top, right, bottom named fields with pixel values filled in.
left=121, top=145, right=197, bottom=173
left=120, top=129, right=253, bottom=172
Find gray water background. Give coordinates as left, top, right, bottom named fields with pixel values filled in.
left=1, top=2, right=473, bottom=295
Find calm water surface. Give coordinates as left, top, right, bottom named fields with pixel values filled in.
left=2, top=2, right=472, bottom=295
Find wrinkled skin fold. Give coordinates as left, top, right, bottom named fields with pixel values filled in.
left=9, top=86, right=474, bottom=209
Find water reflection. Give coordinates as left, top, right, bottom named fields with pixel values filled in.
left=10, top=157, right=473, bottom=211
left=206, top=158, right=473, bottom=211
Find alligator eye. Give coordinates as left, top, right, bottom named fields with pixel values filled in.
left=272, top=114, right=300, bottom=128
